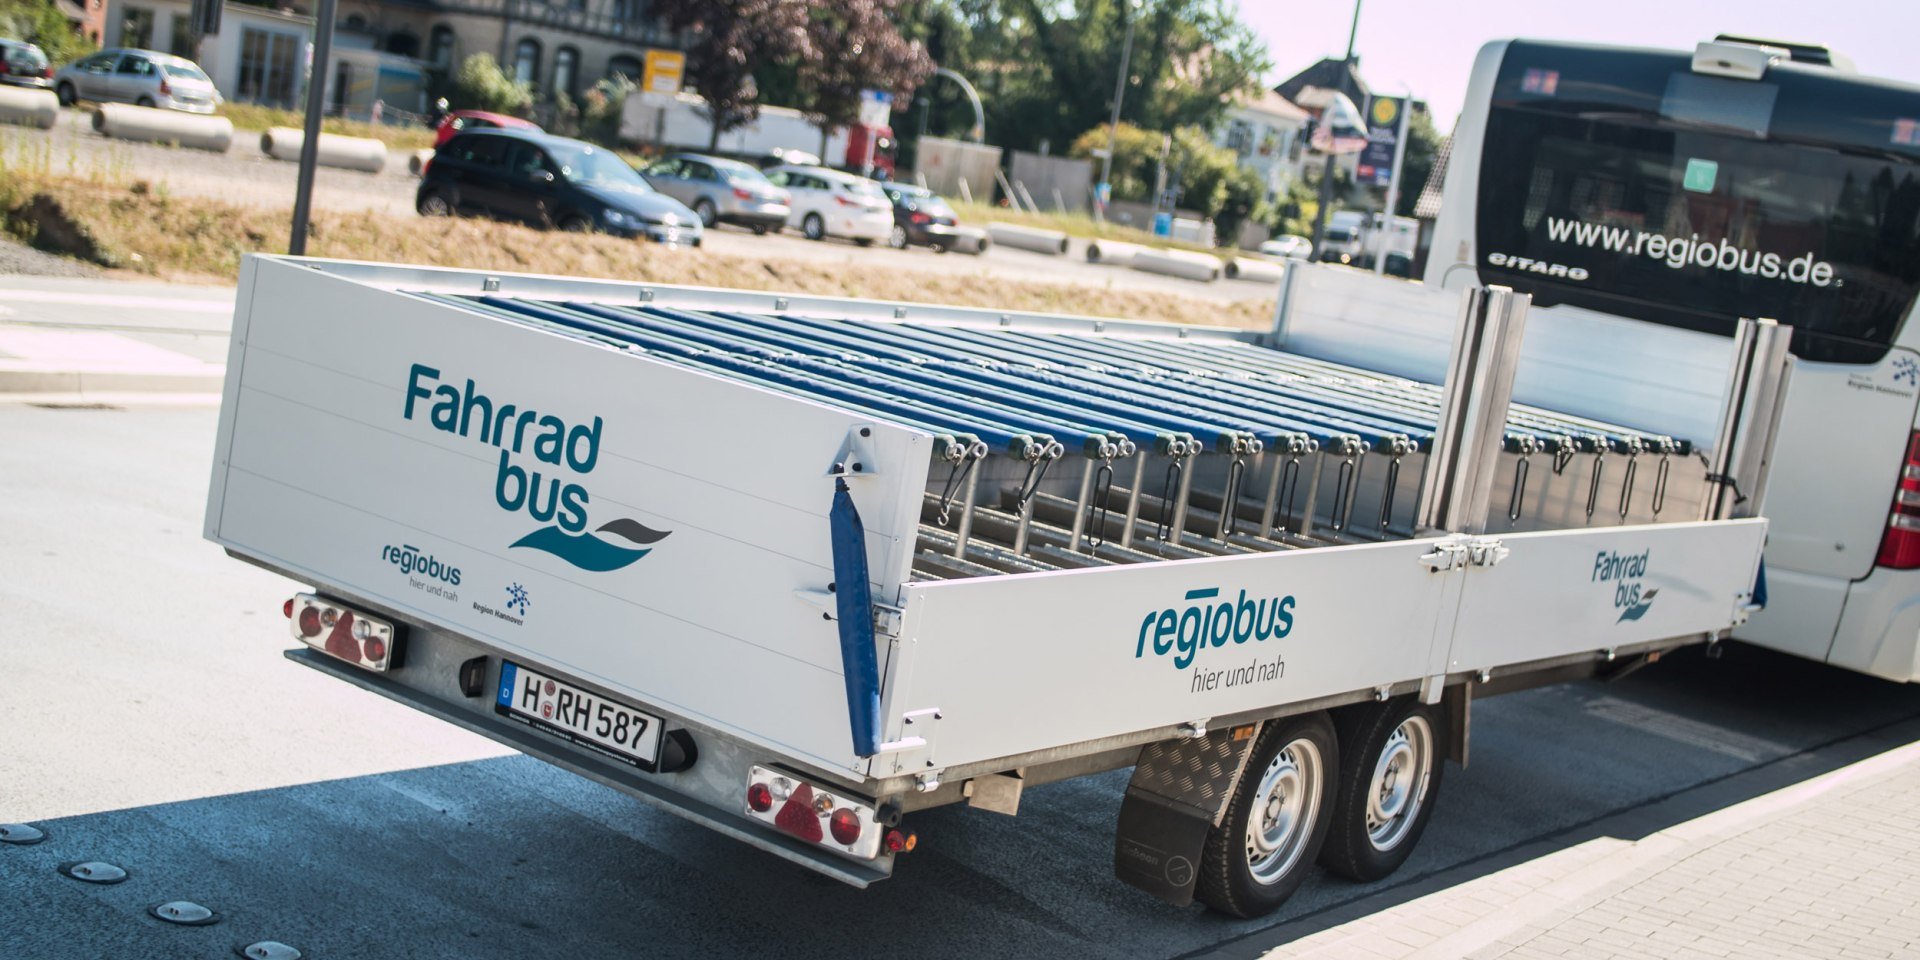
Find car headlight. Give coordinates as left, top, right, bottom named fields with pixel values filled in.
left=603, top=208, right=634, bottom=227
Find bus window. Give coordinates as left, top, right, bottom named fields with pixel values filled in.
left=1475, top=42, right=1920, bottom=364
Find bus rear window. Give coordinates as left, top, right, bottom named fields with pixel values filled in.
left=1477, top=54, right=1920, bottom=364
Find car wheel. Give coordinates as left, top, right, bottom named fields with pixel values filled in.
left=417, top=190, right=455, bottom=218
left=136, top=96, right=156, bottom=108
left=558, top=214, right=593, bottom=233
left=802, top=213, right=826, bottom=241
left=887, top=225, right=908, bottom=249
left=1195, top=712, right=1339, bottom=918
left=56, top=82, right=76, bottom=106
left=693, top=199, right=718, bottom=228
left=932, top=243, right=950, bottom=254
left=750, top=223, right=769, bottom=236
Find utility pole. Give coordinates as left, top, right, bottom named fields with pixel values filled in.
left=288, top=0, right=337, bottom=256
left=1098, top=0, right=1143, bottom=219
left=1375, top=91, right=1412, bottom=276
left=1309, top=0, right=1364, bottom=257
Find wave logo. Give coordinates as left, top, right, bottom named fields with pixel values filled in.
left=1136, top=587, right=1296, bottom=670
left=1616, top=588, right=1659, bottom=622
left=1894, top=356, right=1919, bottom=388
left=406, top=364, right=670, bottom=573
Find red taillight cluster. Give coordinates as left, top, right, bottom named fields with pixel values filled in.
left=834, top=195, right=859, bottom=207
left=732, top=187, right=753, bottom=201
left=909, top=212, right=931, bottom=225
left=286, top=593, right=397, bottom=671
left=743, top=766, right=903, bottom=860
left=158, top=79, right=172, bottom=97
left=1877, top=431, right=1920, bottom=568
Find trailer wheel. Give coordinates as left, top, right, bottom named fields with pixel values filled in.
left=1320, top=698, right=1445, bottom=882
left=1195, top=712, right=1337, bottom=917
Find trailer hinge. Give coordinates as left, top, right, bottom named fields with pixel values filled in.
left=1466, top=537, right=1510, bottom=567
left=1420, top=535, right=1508, bottom=571
left=1418, top=538, right=1471, bottom=572
left=873, top=602, right=904, bottom=638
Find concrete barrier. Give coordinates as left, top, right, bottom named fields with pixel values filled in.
left=949, top=226, right=992, bottom=256
left=1224, top=257, right=1286, bottom=283
left=0, top=86, right=57, bottom=130
left=407, top=148, right=434, bottom=176
left=260, top=127, right=387, bottom=173
left=1130, top=248, right=1222, bottom=282
left=1085, top=239, right=1146, bottom=265
left=91, top=103, right=232, bottom=152
left=987, top=222, right=1069, bottom=256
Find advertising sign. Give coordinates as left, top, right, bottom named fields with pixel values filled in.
left=641, top=50, right=684, bottom=95
left=1357, top=96, right=1404, bottom=187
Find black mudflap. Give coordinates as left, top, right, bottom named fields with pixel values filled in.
left=1113, top=726, right=1259, bottom=906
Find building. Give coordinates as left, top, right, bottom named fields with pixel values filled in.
left=1214, top=88, right=1307, bottom=200
left=98, top=0, right=685, bottom=119
left=56, top=0, right=110, bottom=45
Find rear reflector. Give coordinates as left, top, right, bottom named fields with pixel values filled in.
left=287, top=593, right=398, bottom=672
left=744, top=765, right=887, bottom=860
left=1877, top=431, right=1920, bottom=569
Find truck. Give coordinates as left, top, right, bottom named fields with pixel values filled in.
left=620, top=91, right=897, bottom=178
left=205, top=250, right=1778, bottom=917
left=1420, top=35, right=1920, bottom=683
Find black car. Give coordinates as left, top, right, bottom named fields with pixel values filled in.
left=879, top=183, right=960, bottom=251
left=416, top=129, right=702, bottom=244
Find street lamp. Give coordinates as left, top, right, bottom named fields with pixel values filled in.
left=1098, top=0, right=1143, bottom=218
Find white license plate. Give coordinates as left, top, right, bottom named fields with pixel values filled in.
left=495, top=661, right=662, bottom=768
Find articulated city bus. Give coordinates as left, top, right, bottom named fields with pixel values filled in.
left=1424, top=36, right=1920, bottom=681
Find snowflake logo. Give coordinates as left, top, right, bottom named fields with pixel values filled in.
left=1894, top=357, right=1919, bottom=388
left=506, top=582, right=531, bottom=615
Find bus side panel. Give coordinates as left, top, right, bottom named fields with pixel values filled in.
left=1830, top=567, right=1920, bottom=683
left=208, top=259, right=931, bottom=774
left=1445, top=519, right=1767, bottom=671
left=882, top=537, right=1458, bottom=775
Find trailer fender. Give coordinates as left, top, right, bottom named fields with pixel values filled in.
left=1113, top=724, right=1261, bottom=906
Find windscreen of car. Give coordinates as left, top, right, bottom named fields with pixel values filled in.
left=1324, top=228, right=1355, bottom=242
left=162, top=59, right=208, bottom=81
left=550, top=142, right=652, bottom=194
left=842, top=178, right=886, bottom=199
left=7, top=45, right=47, bottom=71
left=714, top=159, right=771, bottom=185
left=1477, top=41, right=1920, bottom=363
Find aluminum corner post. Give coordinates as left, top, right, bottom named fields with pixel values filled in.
left=1262, top=258, right=1306, bottom=348
left=1705, top=317, right=1794, bottom=520
left=1414, top=285, right=1531, bottom=534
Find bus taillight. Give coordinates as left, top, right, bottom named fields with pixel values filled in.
left=1876, top=432, right=1920, bottom=569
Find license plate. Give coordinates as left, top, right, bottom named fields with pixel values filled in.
left=495, top=661, right=663, bottom=768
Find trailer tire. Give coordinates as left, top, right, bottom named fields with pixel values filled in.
left=1195, top=711, right=1338, bottom=918
left=1320, top=697, right=1445, bottom=882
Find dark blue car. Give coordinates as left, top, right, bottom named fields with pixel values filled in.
left=417, top=129, right=702, bottom=245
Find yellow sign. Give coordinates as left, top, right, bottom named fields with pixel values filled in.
left=642, top=50, right=685, bottom=95
left=1370, top=96, right=1400, bottom=128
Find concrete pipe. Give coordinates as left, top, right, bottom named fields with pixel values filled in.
left=260, top=126, right=387, bottom=173
left=0, top=86, right=58, bottom=130
left=1085, top=239, right=1146, bottom=265
left=91, top=103, right=232, bottom=152
left=1130, top=248, right=1223, bottom=283
left=987, top=222, right=1070, bottom=256
left=1224, top=257, right=1287, bottom=283
left=949, top=226, right=992, bottom=256
left=407, top=148, right=435, bottom=176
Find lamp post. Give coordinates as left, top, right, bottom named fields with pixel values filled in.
left=1308, top=0, right=1365, bottom=256
left=288, top=0, right=337, bottom=256
left=1097, top=0, right=1143, bottom=218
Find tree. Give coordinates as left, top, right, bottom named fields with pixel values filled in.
left=449, top=54, right=532, bottom=116
left=1393, top=106, right=1441, bottom=219
left=650, top=0, right=813, bottom=149
left=795, top=0, right=934, bottom=158
left=0, top=0, right=94, bottom=65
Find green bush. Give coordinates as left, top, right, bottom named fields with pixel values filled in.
left=449, top=54, right=532, bottom=117
left=578, top=74, right=633, bottom=147
left=0, top=0, right=95, bottom=65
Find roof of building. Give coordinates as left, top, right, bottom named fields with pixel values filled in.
left=1275, top=57, right=1369, bottom=108
left=1230, top=88, right=1309, bottom=123
left=1412, top=133, right=1452, bottom=220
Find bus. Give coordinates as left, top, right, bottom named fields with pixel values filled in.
left=1424, top=36, right=1920, bottom=682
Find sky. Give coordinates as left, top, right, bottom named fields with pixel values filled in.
left=1234, top=0, right=1920, bottom=129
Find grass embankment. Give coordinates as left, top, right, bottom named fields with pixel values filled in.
left=948, top=199, right=1223, bottom=258
left=216, top=103, right=437, bottom=152
left=0, top=172, right=1271, bottom=327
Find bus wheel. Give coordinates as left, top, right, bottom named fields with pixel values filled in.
left=1320, top=697, right=1445, bottom=882
left=1196, top=711, right=1337, bottom=917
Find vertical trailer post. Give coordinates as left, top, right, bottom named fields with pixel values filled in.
left=1704, top=317, right=1793, bottom=520
left=1263, top=258, right=1307, bottom=348
left=1415, top=285, right=1532, bottom=534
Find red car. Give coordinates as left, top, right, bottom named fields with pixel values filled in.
left=434, top=110, right=540, bottom=148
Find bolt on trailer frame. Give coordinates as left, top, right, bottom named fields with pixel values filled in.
left=205, top=255, right=1777, bottom=912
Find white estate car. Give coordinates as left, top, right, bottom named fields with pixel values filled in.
left=1258, top=234, right=1314, bottom=261
left=762, top=164, right=893, bottom=245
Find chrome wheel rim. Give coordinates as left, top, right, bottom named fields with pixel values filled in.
left=890, top=226, right=906, bottom=248
left=1244, top=737, right=1322, bottom=884
left=1366, top=715, right=1434, bottom=851
left=697, top=202, right=716, bottom=227
left=422, top=195, right=451, bottom=216
left=805, top=216, right=823, bottom=239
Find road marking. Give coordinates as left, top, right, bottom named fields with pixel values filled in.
left=0, top=329, right=218, bottom=370
left=1583, top=696, right=1790, bottom=763
left=0, top=290, right=232, bottom=314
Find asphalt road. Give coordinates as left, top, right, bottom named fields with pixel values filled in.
left=4, top=402, right=1920, bottom=959
left=0, top=109, right=1272, bottom=305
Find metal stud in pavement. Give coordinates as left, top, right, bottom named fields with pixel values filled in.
left=0, top=823, right=46, bottom=844
left=149, top=901, right=219, bottom=926
left=57, top=861, right=128, bottom=884
left=236, top=942, right=303, bottom=960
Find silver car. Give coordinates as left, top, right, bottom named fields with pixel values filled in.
left=0, top=39, right=52, bottom=90
left=641, top=154, right=791, bottom=234
left=54, top=48, right=221, bottom=113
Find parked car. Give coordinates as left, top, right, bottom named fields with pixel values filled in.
left=641, top=153, right=791, bottom=234
left=434, top=110, right=540, bottom=148
left=53, top=48, right=220, bottom=113
left=762, top=164, right=893, bottom=244
left=417, top=129, right=702, bottom=245
left=0, top=39, right=52, bottom=90
left=1257, top=235, right=1313, bottom=261
left=879, top=183, right=961, bottom=251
